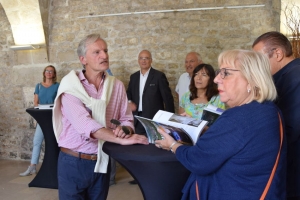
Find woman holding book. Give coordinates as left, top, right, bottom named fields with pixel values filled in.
left=155, top=50, right=286, bottom=199
left=20, top=65, right=59, bottom=176
left=179, top=63, right=225, bottom=119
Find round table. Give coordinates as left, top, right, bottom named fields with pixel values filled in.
left=26, top=108, right=59, bottom=189
left=103, top=142, right=191, bottom=200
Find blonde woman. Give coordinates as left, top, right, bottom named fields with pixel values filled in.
left=155, top=50, right=286, bottom=199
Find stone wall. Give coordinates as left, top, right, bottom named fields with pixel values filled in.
left=0, top=0, right=280, bottom=160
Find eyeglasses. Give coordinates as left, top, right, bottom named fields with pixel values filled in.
left=215, top=68, right=240, bottom=79
left=139, top=57, right=151, bottom=61
left=45, top=70, right=54, bottom=74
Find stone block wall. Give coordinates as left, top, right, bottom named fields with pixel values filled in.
left=0, top=0, right=280, bottom=160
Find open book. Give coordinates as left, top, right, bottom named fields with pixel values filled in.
left=135, top=110, right=208, bottom=145
left=34, top=104, right=54, bottom=109
left=201, top=104, right=224, bottom=127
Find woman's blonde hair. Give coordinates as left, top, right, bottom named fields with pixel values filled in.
left=43, top=65, right=57, bottom=83
left=218, top=49, right=277, bottom=103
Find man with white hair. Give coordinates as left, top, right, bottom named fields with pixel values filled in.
left=176, top=52, right=203, bottom=106
left=53, top=34, right=148, bottom=199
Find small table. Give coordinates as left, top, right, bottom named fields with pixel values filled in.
left=26, top=108, right=59, bottom=189
left=103, top=142, right=191, bottom=200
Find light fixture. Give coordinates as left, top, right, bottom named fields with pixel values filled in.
left=78, top=4, right=265, bottom=18
left=9, top=44, right=43, bottom=51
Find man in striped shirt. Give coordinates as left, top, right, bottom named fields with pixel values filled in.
left=53, top=34, right=148, bottom=200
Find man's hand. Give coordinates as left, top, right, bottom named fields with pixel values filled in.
left=118, top=134, right=149, bottom=145
left=91, top=128, right=148, bottom=145
left=113, top=126, right=132, bottom=139
left=128, top=101, right=137, bottom=112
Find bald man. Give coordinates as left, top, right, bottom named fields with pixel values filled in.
left=176, top=52, right=203, bottom=106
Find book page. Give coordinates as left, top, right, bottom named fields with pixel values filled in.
left=36, top=104, right=54, bottom=109
left=135, top=115, right=194, bottom=145
left=201, top=105, right=224, bottom=126
left=134, top=116, right=163, bottom=144
left=204, top=104, right=224, bottom=115
left=152, top=110, right=208, bottom=144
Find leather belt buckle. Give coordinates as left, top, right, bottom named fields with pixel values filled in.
left=90, top=154, right=97, bottom=160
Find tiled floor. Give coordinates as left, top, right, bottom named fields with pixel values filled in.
left=0, top=159, right=143, bottom=200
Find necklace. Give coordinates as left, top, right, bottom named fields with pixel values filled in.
left=194, top=103, right=206, bottom=108
left=192, top=97, right=208, bottom=107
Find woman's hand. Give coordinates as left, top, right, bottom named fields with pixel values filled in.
left=154, top=127, right=176, bottom=150
left=201, top=126, right=209, bottom=135
left=34, top=94, right=39, bottom=107
left=180, top=112, right=191, bottom=118
left=155, top=127, right=183, bottom=153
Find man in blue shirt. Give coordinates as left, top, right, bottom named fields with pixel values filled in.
left=253, top=31, right=300, bottom=200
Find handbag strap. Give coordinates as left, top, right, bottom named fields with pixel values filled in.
left=260, top=113, right=283, bottom=199
left=196, top=180, right=200, bottom=200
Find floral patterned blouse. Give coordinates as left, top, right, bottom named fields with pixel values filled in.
left=180, top=91, right=226, bottom=119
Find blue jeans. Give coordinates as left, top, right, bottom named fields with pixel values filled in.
left=31, top=124, right=44, bottom=164
left=58, top=151, right=110, bottom=200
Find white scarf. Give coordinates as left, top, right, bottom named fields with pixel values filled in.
left=52, top=70, right=115, bottom=173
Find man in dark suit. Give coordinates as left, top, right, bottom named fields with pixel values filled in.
left=126, top=50, right=174, bottom=185
left=127, top=49, right=175, bottom=136
left=253, top=31, right=300, bottom=200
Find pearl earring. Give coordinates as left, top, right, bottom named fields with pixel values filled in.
left=247, top=88, right=251, bottom=93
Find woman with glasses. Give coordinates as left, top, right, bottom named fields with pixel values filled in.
left=155, top=50, right=286, bottom=199
left=20, top=65, right=59, bottom=176
left=179, top=63, right=225, bottom=119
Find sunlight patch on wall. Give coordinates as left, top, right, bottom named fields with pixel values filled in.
left=0, top=0, right=46, bottom=45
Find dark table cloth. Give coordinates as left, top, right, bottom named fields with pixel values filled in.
left=103, top=142, right=191, bottom=200
left=26, top=108, right=59, bottom=189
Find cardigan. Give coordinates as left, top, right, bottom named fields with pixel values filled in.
left=177, top=101, right=287, bottom=200
left=53, top=70, right=115, bottom=173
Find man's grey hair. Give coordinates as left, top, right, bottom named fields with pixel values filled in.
left=187, top=52, right=202, bottom=62
left=77, top=34, right=106, bottom=68
left=194, top=52, right=202, bottom=62
left=138, top=49, right=152, bottom=58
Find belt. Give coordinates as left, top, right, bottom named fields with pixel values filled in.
left=60, top=147, right=97, bottom=161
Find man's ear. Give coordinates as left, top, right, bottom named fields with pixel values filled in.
left=79, top=56, right=86, bottom=65
left=275, top=48, right=284, bottom=62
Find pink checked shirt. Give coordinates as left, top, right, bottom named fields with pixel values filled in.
left=58, top=70, right=134, bottom=154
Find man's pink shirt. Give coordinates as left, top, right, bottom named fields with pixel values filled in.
left=58, top=71, right=134, bottom=154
